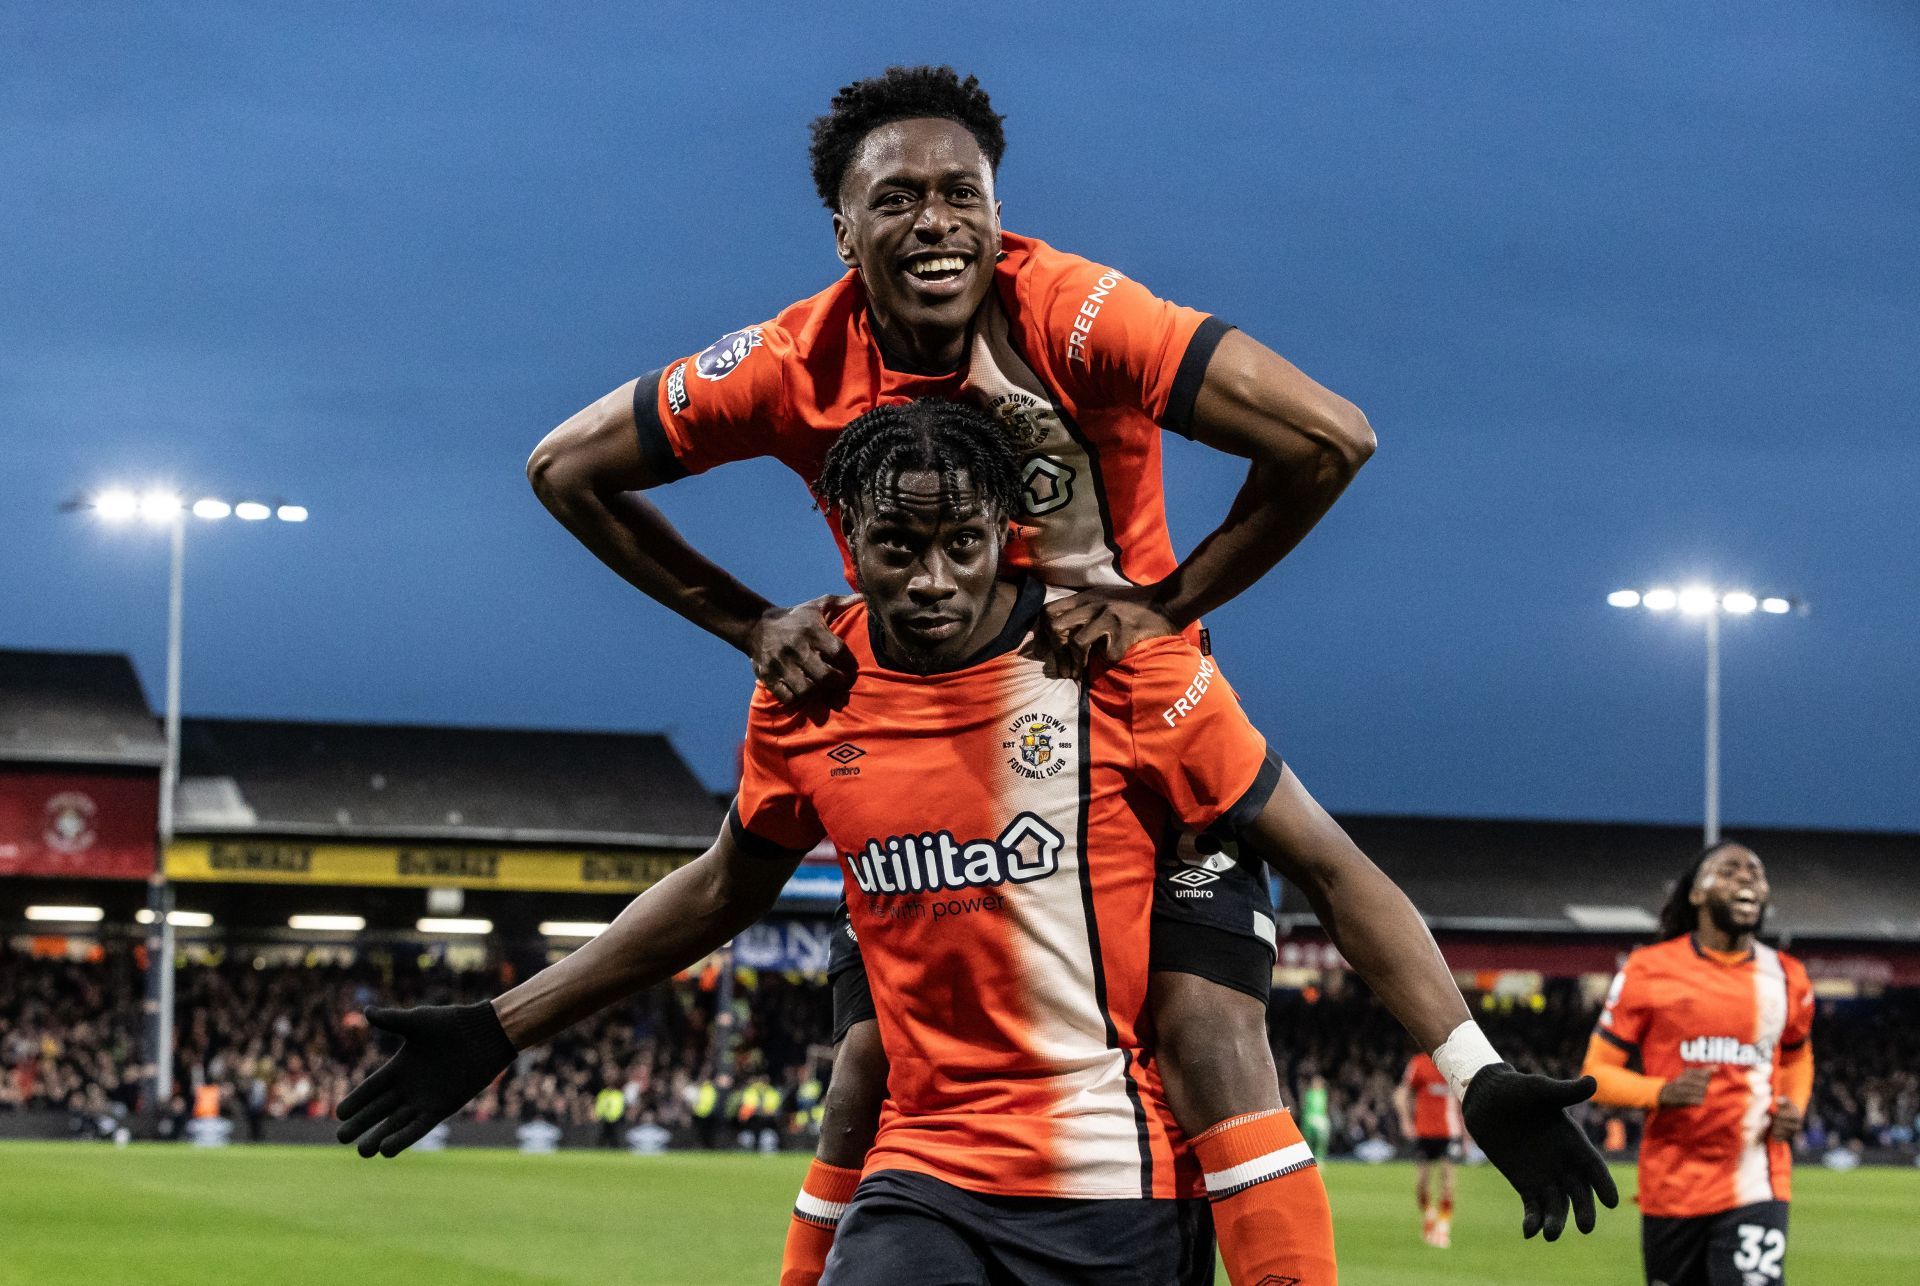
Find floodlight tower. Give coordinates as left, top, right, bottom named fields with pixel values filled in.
left=1606, top=584, right=1802, bottom=844
left=68, top=487, right=308, bottom=1105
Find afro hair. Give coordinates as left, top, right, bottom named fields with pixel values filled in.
left=809, top=65, right=1006, bottom=210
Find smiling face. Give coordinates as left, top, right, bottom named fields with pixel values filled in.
left=1690, top=844, right=1771, bottom=939
left=845, top=466, right=1008, bottom=672
left=831, top=117, right=1002, bottom=371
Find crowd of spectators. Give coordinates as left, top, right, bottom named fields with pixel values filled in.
left=4, top=944, right=1915, bottom=1157
left=1, top=947, right=831, bottom=1145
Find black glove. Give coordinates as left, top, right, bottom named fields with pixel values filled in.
left=334, top=1002, right=516, bottom=1158
left=1461, top=1063, right=1619, bottom=1241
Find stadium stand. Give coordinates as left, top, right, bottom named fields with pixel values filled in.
left=3, top=646, right=1916, bottom=1161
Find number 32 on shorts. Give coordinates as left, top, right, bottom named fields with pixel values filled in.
left=1733, top=1223, right=1785, bottom=1280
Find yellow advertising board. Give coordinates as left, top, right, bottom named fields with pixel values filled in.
left=166, top=838, right=695, bottom=894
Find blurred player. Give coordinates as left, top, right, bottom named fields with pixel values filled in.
left=1393, top=1050, right=1462, bottom=1247
left=527, top=65, right=1382, bottom=1284
left=1582, top=841, right=1814, bottom=1286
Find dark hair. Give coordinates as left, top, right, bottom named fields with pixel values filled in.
left=813, top=398, right=1022, bottom=525
left=1655, top=839, right=1745, bottom=941
left=808, top=65, right=1007, bottom=210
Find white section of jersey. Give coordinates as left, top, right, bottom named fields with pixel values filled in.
left=964, top=295, right=1128, bottom=589
left=1734, top=943, right=1790, bottom=1206
left=993, top=657, right=1146, bottom=1197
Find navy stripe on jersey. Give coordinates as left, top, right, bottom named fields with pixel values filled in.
left=631, top=368, right=690, bottom=486
left=1070, top=683, right=1155, bottom=1193
left=728, top=799, right=806, bottom=861
left=1596, top=1027, right=1639, bottom=1056
left=1212, top=750, right=1283, bottom=842
left=1163, top=317, right=1234, bottom=440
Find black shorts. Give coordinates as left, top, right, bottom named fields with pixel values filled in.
left=820, top=1169, right=1214, bottom=1286
left=1641, top=1200, right=1790, bottom=1286
left=1412, top=1136, right=1457, bottom=1163
left=827, top=837, right=1276, bottom=1044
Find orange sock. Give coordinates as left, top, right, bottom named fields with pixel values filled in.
left=1193, top=1109, right=1338, bottom=1286
left=780, top=1159, right=862, bottom=1286
left=1439, top=1195, right=1453, bottom=1221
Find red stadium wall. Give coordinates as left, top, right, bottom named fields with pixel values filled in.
left=0, top=768, right=157, bottom=880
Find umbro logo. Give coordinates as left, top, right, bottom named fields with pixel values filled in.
left=827, top=743, right=865, bottom=778
left=1255, top=1277, right=1302, bottom=1286
left=1169, top=867, right=1218, bottom=888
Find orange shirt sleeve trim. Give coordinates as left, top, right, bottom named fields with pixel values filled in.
left=1582, top=1032, right=1664, bottom=1111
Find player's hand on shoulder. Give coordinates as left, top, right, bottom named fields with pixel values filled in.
left=1040, top=586, right=1179, bottom=680
left=1461, top=1062, right=1619, bottom=1242
left=334, top=1001, right=517, bottom=1159
left=748, top=595, right=860, bottom=706
left=1656, top=1065, right=1712, bottom=1108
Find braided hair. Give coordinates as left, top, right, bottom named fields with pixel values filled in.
left=1655, top=839, right=1745, bottom=941
left=813, top=398, right=1022, bottom=527
left=808, top=66, right=1007, bottom=210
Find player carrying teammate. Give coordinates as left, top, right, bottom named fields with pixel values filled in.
left=344, top=400, right=1614, bottom=1285
left=526, top=65, right=1385, bottom=1284
left=1393, top=1050, right=1463, bottom=1247
left=1582, top=840, right=1814, bottom=1286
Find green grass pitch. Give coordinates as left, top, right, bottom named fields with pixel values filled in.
left=2, top=1143, right=1914, bottom=1284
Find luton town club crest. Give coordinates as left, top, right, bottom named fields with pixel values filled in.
left=1003, top=712, right=1071, bottom=781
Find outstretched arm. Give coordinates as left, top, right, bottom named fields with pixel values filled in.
left=1046, top=331, right=1373, bottom=667
left=527, top=382, right=854, bottom=704
left=492, top=825, right=801, bottom=1047
left=335, top=820, right=804, bottom=1156
left=1235, top=761, right=1617, bottom=1240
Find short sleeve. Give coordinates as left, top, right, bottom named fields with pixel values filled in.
left=733, top=697, right=825, bottom=855
left=1781, top=957, right=1815, bottom=1051
left=1596, top=956, right=1654, bottom=1051
left=635, top=320, right=794, bottom=480
left=1119, top=637, right=1271, bottom=833
left=1023, top=248, right=1231, bottom=436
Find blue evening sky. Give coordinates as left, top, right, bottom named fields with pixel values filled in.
left=4, top=2, right=1915, bottom=830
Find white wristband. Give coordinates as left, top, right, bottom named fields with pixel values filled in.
left=1433, top=1020, right=1503, bottom=1100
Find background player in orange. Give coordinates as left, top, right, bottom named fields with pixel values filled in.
left=1582, top=841, right=1814, bottom=1286
left=1394, top=1049, right=1463, bottom=1247
left=525, top=66, right=1380, bottom=1283
left=347, top=400, right=1613, bottom=1285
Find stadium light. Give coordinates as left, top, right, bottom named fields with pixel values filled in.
left=1606, top=581, right=1806, bottom=844
left=135, top=909, right=214, bottom=928
left=234, top=501, right=271, bottom=520
left=417, top=917, right=492, bottom=935
left=66, top=481, right=307, bottom=1106
left=540, top=921, right=611, bottom=938
left=289, top=914, right=366, bottom=932
left=24, top=905, right=105, bottom=922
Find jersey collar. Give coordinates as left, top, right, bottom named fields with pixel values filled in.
left=866, top=575, right=1045, bottom=677
left=1687, top=933, right=1756, bottom=966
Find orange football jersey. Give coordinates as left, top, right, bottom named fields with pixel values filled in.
left=1401, top=1052, right=1461, bottom=1140
left=733, top=581, right=1275, bottom=1200
left=636, top=232, right=1227, bottom=592
left=1595, top=935, right=1814, bottom=1217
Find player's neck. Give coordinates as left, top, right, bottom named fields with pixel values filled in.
left=868, top=309, right=968, bottom=376
left=1692, top=920, right=1752, bottom=955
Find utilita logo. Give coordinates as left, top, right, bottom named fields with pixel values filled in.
left=1678, top=1035, right=1772, bottom=1067
left=846, top=813, right=1063, bottom=897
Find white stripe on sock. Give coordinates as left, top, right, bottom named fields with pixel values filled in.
left=1203, top=1141, right=1316, bottom=1196
left=794, top=1190, right=850, bottom=1226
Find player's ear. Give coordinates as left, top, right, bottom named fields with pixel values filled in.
left=832, top=212, right=857, bottom=269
